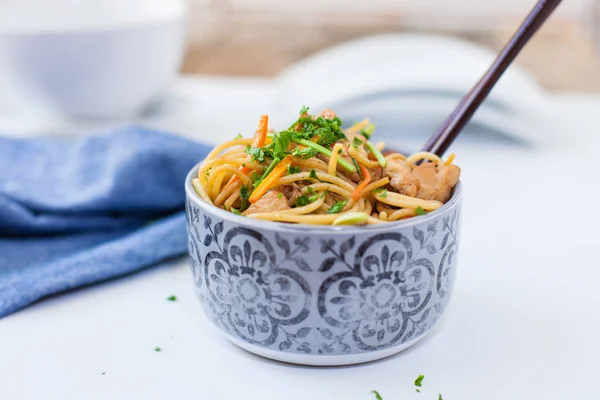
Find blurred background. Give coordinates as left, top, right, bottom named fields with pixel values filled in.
left=0, top=0, right=598, bottom=129
left=182, top=0, right=600, bottom=92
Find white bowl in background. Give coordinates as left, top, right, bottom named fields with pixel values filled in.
left=0, top=0, right=187, bottom=119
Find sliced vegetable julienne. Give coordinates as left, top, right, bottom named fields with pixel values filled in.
left=361, top=123, right=376, bottom=139
left=249, top=155, right=293, bottom=203
left=351, top=164, right=372, bottom=201
left=226, top=115, right=269, bottom=189
left=332, top=212, right=369, bottom=225
left=366, top=140, right=387, bottom=168
left=292, top=138, right=356, bottom=172
left=345, top=119, right=370, bottom=135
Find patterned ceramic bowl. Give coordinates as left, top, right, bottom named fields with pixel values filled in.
left=185, top=164, right=462, bottom=366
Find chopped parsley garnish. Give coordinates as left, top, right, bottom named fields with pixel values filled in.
left=371, top=390, right=383, bottom=400
left=167, top=295, right=177, bottom=302
left=288, top=107, right=348, bottom=148
left=338, top=148, right=343, bottom=154
left=234, top=133, right=243, bottom=139
left=374, top=187, right=387, bottom=198
left=291, top=146, right=319, bottom=159
left=250, top=172, right=262, bottom=184
left=352, top=137, right=364, bottom=148
left=309, top=169, right=319, bottom=180
left=295, top=191, right=320, bottom=207
left=277, top=193, right=284, bottom=199
left=245, top=145, right=269, bottom=162
left=415, top=206, right=427, bottom=216
left=414, top=374, right=424, bottom=390
left=154, top=346, right=162, bottom=352
left=287, top=165, right=301, bottom=174
left=300, top=105, right=309, bottom=115
left=239, top=185, right=251, bottom=212
left=231, top=207, right=241, bottom=215
left=328, top=200, right=347, bottom=214
left=438, top=395, right=443, bottom=400
left=243, top=107, right=354, bottom=174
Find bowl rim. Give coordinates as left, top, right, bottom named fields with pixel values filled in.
left=185, top=162, right=462, bottom=234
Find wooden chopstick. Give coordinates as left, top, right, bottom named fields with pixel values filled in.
left=421, top=0, right=563, bottom=157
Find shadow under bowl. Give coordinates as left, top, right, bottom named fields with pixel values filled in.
left=184, top=163, right=462, bottom=366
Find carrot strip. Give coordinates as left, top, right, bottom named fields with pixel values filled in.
left=249, top=155, right=293, bottom=204
left=225, top=115, right=269, bottom=189
left=351, top=164, right=371, bottom=201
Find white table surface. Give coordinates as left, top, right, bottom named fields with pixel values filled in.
left=1, top=77, right=600, bottom=400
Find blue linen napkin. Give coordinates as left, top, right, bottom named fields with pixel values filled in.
left=0, top=128, right=211, bottom=317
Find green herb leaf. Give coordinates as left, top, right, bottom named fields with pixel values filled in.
left=295, top=191, right=320, bottom=207
left=239, top=185, right=251, bottom=212
left=328, top=200, right=347, bottom=214
left=295, top=195, right=310, bottom=207
left=269, top=130, right=292, bottom=159
left=231, top=207, right=241, bottom=215
left=371, top=390, right=383, bottom=400
left=154, top=346, right=162, bottom=352
left=234, top=133, right=243, bottom=139
left=277, top=193, right=284, bottom=199
left=291, top=146, right=319, bottom=159
left=414, top=374, right=425, bottom=388
left=309, top=169, right=319, bottom=180
left=287, top=165, right=301, bottom=174
left=299, top=106, right=309, bottom=115
left=415, top=206, right=427, bottom=216
left=352, top=137, right=363, bottom=148
left=245, top=145, right=269, bottom=162
left=167, top=295, right=177, bottom=302
left=374, top=187, right=387, bottom=198
left=438, top=395, right=443, bottom=400
left=250, top=172, right=262, bottom=184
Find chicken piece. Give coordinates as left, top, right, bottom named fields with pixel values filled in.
left=280, top=184, right=303, bottom=207
left=384, top=154, right=419, bottom=197
left=412, top=163, right=461, bottom=202
left=318, top=109, right=337, bottom=120
left=243, top=190, right=290, bottom=215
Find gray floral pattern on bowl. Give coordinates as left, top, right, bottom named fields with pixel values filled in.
left=185, top=174, right=461, bottom=361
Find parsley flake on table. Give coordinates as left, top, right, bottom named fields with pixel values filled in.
left=371, top=390, right=383, bottom=400
left=414, top=374, right=424, bottom=391
left=167, top=295, right=177, bottom=302
left=154, top=346, right=162, bottom=352
left=415, top=206, right=427, bottom=216
left=438, top=395, right=443, bottom=400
